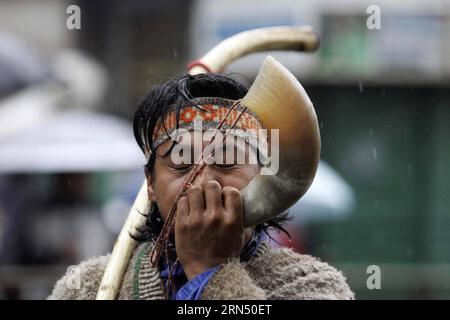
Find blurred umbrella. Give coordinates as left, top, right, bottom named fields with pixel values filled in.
left=0, top=35, right=125, bottom=173
left=0, top=34, right=108, bottom=140
left=0, top=109, right=145, bottom=173
left=0, top=81, right=66, bottom=140
left=287, top=160, right=356, bottom=224
left=0, top=32, right=50, bottom=97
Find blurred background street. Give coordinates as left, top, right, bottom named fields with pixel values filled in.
left=0, top=0, right=449, bottom=299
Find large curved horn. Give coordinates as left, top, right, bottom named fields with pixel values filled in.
left=188, top=26, right=319, bottom=74
left=241, top=55, right=320, bottom=227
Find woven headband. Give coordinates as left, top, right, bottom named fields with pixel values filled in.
left=143, top=97, right=267, bottom=161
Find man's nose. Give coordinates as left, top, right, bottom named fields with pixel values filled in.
left=193, top=165, right=221, bottom=187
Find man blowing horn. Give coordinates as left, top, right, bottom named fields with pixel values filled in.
left=48, top=71, right=354, bottom=300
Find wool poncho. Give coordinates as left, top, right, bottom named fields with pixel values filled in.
left=48, top=241, right=354, bottom=300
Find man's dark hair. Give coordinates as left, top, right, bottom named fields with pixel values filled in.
left=132, top=73, right=290, bottom=243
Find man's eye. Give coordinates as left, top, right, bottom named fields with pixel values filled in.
left=215, top=163, right=236, bottom=169
left=171, top=164, right=193, bottom=171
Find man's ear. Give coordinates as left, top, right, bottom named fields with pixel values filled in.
left=144, top=168, right=157, bottom=202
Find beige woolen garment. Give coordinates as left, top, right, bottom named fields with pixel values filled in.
left=47, top=241, right=355, bottom=300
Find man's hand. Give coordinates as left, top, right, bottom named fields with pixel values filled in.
left=175, top=180, right=246, bottom=280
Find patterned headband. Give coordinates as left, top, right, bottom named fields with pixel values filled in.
left=143, top=97, right=267, bottom=161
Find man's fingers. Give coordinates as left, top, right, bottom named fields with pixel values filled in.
left=222, top=186, right=244, bottom=226
left=175, top=195, right=189, bottom=233
left=176, top=195, right=189, bottom=219
left=187, top=185, right=205, bottom=218
left=203, top=180, right=222, bottom=211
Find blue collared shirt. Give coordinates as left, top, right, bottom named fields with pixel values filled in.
left=160, top=230, right=265, bottom=300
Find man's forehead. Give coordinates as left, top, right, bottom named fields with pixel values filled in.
left=157, top=130, right=250, bottom=153
left=146, top=97, right=265, bottom=161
